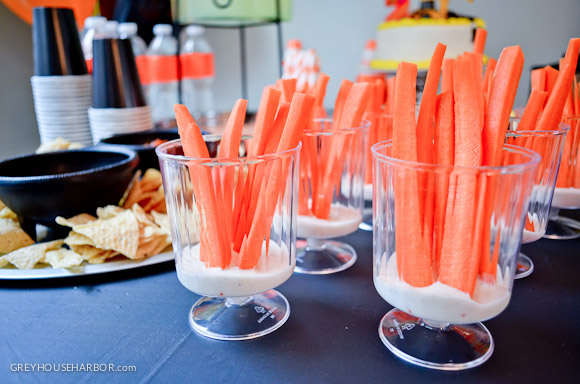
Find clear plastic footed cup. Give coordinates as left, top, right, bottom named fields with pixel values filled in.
left=156, top=136, right=300, bottom=341
left=372, top=140, right=539, bottom=370
left=545, top=115, right=580, bottom=239
left=507, top=118, right=568, bottom=278
left=295, top=118, right=369, bottom=274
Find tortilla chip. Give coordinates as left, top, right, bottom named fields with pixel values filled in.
left=73, top=209, right=140, bottom=258
left=2, top=239, right=64, bottom=269
left=0, top=257, right=9, bottom=267
left=140, top=168, right=163, bottom=191
left=68, top=244, right=119, bottom=264
left=151, top=211, right=171, bottom=236
left=142, top=187, right=166, bottom=213
left=0, top=207, right=17, bottom=220
left=96, top=205, right=124, bottom=220
left=0, top=218, right=35, bottom=254
left=64, top=231, right=95, bottom=247
left=122, top=170, right=143, bottom=208
left=56, top=213, right=97, bottom=227
left=0, top=199, right=4, bottom=210
left=44, top=248, right=84, bottom=269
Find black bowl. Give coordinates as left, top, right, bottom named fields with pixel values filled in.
left=99, top=129, right=221, bottom=170
left=99, top=130, right=180, bottom=171
left=0, top=147, right=138, bottom=240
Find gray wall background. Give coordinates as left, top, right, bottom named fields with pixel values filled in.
left=1, top=0, right=579, bottom=160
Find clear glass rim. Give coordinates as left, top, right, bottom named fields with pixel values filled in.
left=507, top=125, right=569, bottom=137
left=303, top=118, right=370, bottom=135
left=562, top=115, right=580, bottom=121
left=509, top=117, right=570, bottom=135
left=155, top=138, right=302, bottom=164
left=371, top=140, right=541, bottom=173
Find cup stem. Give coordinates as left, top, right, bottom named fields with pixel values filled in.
left=421, top=318, right=451, bottom=331
left=225, top=296, right=252, bottom=306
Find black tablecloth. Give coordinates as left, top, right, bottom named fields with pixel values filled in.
left=1, top=213, right=579, bottom=383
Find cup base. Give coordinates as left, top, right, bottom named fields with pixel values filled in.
left=543, top=215, right=580, bottom=240
left=378, top=309, right=494, bottom=371
left=294, top=239, right=357, bottom=274
left=514, top=253, right=534, bottom=279
left=188, top=289, right=290, bottom=341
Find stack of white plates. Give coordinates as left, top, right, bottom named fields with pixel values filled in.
left=31, top=75, right=93, bottom=146
left=88, top=106, right=154, bottom=144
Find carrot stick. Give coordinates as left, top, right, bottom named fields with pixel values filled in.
left=373, top=78, right=386, bottom=112
left=315, top=82, right=372, bottom=220
left=417, top=43, right=446, bottom=166
left=218, top=99, right=248, bottom=237
left=433, top=91, right=454, bottom=270
left=482, top=58, right=497, bottom=95
left=249, top=86, right=282, bottom=157
left=332, top=80, right=354, bottom=129
left=218, top=99, right=247, bottom=159
left=441, top=58, right=455, bottom=94
left=544, top=65, right=559, bottom=106
left=472, top=28, right=487, bottom=55
left=483, top=58, right=497, bottom=110
left=392, top=61, right=433, bottom=287
left=518, top=90, right=548, bottom=131
left=179, top=121, right=228, bottom=268
left=310, top=73, right=330, bottom=118
left=416, top=43, right=446, bottom=262
left=385, top=76, right=396, bottom=115
left=439, top=57, right=483, bottom=296
left=537, top=38, right=580, bottom=134
left=465, top=52, right=485, bottom=124
left=482, top=46, right=524, bottom=166
left=264, top=102, right=291, bottom=155
left=530, top=68, right=546, bottom=92
left=277, top=78, right=297, bottom=104
left=239, top=94, right=315, bottom=269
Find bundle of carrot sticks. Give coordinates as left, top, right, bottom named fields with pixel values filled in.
left=270, top=72, right=373, bottom=219
left=525, top=58, right=580, bottom=188
left=174, top=86, right=315, bottom=270
left=391, top=31, right=580, bottom=297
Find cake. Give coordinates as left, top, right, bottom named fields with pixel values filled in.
left=371, top=1, right=486, bottom=71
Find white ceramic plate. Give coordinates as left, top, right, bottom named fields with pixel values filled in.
left=0, top=250, right=174, bottom=280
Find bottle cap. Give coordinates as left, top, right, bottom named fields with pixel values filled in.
left=153, top=24, right=173, bottom=36
left=84, top=16, right=107, bottom=30
left=118, top=22, right=138, bottom=37
left=185, top=25, right=205, bottom=36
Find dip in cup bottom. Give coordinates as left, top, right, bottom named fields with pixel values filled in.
left=372, top=140, right=539, bottom=370
left=157, top=137, right=300, bottom=340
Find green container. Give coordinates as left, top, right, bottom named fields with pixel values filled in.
left=175, top=0, right=292, bottom=24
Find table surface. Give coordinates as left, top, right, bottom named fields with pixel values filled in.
left=1, top=211, right=579, bottom=384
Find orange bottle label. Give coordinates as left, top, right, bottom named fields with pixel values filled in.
left=86, top=58, right=93, bottom=74
left=147, top=55, right=179, bottom=83
left=135, top=55, right=150, bottom=85
left=180, top=52, right=215, bottom=79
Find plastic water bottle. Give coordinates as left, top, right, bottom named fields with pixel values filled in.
left=146, top=24, right=179, bottom=125
left=180, top=25, right=216, bottom=119
left=118, top=22, right=147, bottom=56
left=81, top=16, right=107, bottom=73
left=119, top=22, right=149, bottom=92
